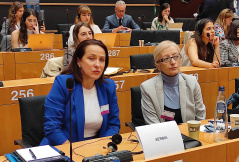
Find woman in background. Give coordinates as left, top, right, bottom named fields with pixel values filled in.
left=214, top=8, right=234, bottom=42
left=64, top=22, right=94, bottom=67
left=181, top=18, right=221, bottom=68
left=68, top=5, right=101, bottom=48
left=220, top=20, right=239, bottom=65
left=141, top=40, right=206, bottom=125
left=1, top=1, right=24, bottom=36
left=151, top=3, right=174, bottom=30
left=11, top=8, right=44, bottom=49
left=40, top=39, right=120, bottom=146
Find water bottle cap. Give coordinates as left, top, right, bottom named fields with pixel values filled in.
left=219, top=86, right=225, bottom=91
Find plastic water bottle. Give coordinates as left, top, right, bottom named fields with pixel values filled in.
left=213, top=86, right=228, bottom=142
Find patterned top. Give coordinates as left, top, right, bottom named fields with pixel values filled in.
left=214, top=23, right=225, bottom=42
left=151, top=17, right=174, bottom=30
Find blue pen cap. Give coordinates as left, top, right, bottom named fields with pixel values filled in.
left=219, top=86, right=225, bottom=91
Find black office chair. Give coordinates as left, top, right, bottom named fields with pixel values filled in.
left=130, top=30, right=155, bottom=46
left=130, top=53, right=155, bottom=70
left=125, top=86, right=146, bottom=131
left=57, top=24, right=73, bottom=34
left=14, top=95, right=47, bottom=148
left=154, top=30, right=180, bottom=44
left=174, top=18, right=196, bottom=31
left=142, top=22, right=151, bottom=30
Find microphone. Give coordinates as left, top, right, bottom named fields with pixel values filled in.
left=206, top=33, right=221, bottom=67
left=66, top=9, right=70, bottom=65
left=66, top=77, right=74, bottom=162
left=3, top=17, right=7, bottom=51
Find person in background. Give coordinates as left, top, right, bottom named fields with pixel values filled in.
left=0, top=1, right=24, bottom=51
left=68, top=5, right=101, bottom=48
left=102, top=0, right=140, bottom=33
left=11, top=8, right=44, bottom=49
left=220, top=20, right=239, bottom=65
left=41, top=22, right=94, bottom=78
left=151, top=3, right=174, bottom=30
left=197, top=0, right=234, bottom=22
left=40, top=39, right=120, bottom=146
left=64, top=22, right=94, bottom=67
left=140, top=40, right=206, bottom=125
left=1, top=1, right=24, bottom=36
left=180, top=18, right=221, bottom=68
left=214, top=8, right=234, bottom=42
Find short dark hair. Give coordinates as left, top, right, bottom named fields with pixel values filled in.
left=158, top=3, right=171, bottom=22
left=226, top=20, right=239, bottom=40
left=61, top=39, right=109, bottom=84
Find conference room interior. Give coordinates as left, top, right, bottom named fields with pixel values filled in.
left=1, top=0, right=239, bottom=161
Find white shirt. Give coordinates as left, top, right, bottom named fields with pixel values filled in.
left=67, top=24, right=102, bottom=48
left=83, top=85, right=103, bottom=138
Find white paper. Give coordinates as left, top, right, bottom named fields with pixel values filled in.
left=136, top=121, right=184, bottom=160
left=16, top=145, right=60, bottom=161
left=104, top=67, right=122, bottom=75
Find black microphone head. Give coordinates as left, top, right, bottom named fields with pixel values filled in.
left=3, top=17, right=6, bottom=22
left=112, top=134, right=122, bottom=144
left=66, top=9, right=68, bottom=13
left=66, top=77, right=74, bottom=90
left=107, top=142, right=117, bottom=152
left=206, top=33, right=210, bottom=38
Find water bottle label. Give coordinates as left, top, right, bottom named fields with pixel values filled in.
left=216, top=102, right=226, bottom=113
left=215, top=120, right=225, bottom=131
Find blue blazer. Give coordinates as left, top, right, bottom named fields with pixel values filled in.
left=103, top=14, right=140, bottom=33
left=40, top=74, right=120, bottom=146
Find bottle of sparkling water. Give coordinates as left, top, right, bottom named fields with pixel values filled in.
left=213, top=86, right=228, bottom=142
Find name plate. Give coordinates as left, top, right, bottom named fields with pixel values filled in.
left=136, top=121, right=184, bottom=160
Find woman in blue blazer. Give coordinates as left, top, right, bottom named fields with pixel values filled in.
left=40, top=39, right=120, bottom=146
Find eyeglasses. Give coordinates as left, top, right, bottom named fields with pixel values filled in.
left=156, top=54, right=181, bottom=63
left=116, top=9, right=125, bottom=13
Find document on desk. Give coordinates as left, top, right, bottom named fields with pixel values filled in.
left=14, top=145, right=61, bottom=162
left=136, top=121, right=184, bottom=160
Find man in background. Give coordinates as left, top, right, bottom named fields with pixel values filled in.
left=197, top=0, right=234, bottom=22
left=102, top=0, right=140, bottom=33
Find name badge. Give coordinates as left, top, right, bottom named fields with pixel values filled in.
left=101, top=104, right=109, bottom=115
left=160, top=110, right=175, bottom=121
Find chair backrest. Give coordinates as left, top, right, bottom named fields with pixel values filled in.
left=174, top=18, right=196, bottom=31
left=142, top=22, right=151, bottom=30
left=154, top=30, right=180, bottom=44
left=18, top=95, right=47, bottom=147
left=56, top=24, right=73, bottom=34
left=130, top=53, right=155, bottom=69
left=130, top=86, right=145, bottom=127
left=130, top=30, right=155, bottom=46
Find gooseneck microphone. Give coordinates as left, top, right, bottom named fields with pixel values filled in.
left=66, top=77, right=74, bottom=162
left=206, top=33, right=221, bottom=67
left=3, top=17, right=7, bottom=51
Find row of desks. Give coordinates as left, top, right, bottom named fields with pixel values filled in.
left=0, top=66, right=239, bottom=155
left=1, top=120, right=239, bottom=161
left=0, top=45, right=185, bottom=81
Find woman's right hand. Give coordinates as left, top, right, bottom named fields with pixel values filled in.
left=211, top=61, right=219, bottom=68
left=163, top=14, right=169, bottom=22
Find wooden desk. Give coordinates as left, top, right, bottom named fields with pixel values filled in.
left=1, top=67, right=239, bottom=155
left=2, top=50, right=64, bottom=80
left=1, top=120, right=239, bottom=162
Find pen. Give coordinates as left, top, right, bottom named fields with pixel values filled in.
left=29, top=149, right=36, bottom=159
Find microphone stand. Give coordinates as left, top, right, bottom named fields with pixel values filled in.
left=66, top=9, right=70, bottom=65
left=207, top=33, right=221, bottom=67
left=69, top=89, right=73, bottom=162
left=3, top=17, right=7, bottom=51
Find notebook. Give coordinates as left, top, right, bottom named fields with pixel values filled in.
left=28, top=34, right=54, bottom=51
left=168, top=23, right=183, bottom=31
left=94, top=33, right=117, bottom=47
left=14, top=145, right=64, bottom=162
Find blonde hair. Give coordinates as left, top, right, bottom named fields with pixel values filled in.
left=153, top=40, right=180, bottom=64
left=74, top=5, right=94, bottom=25
left=215, top=8, right=234, bottom=35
